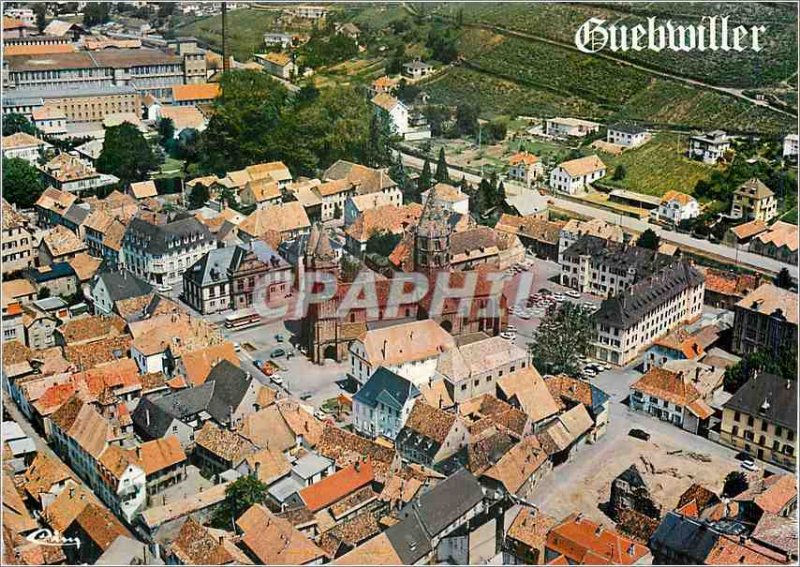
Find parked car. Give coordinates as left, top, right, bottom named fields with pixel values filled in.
left=629, top=428, right=651, bottom=441
left=233, top=342, right=241, bottom=353
left=275, top=333, right=284, bottom=343
left=300, top=393, right=312, bottom=401
left=741, top=459, right=759, bottom=472
left=270, top=374, right=284, bottom=386
left=566, top=290, right=581, bottom=299
left=270, top=347, right=286, bottom=359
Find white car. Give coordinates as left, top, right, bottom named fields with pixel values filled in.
left=270, top=374, right=284, bottom=386
left=517, top=310, right=532, bottom=320
left=740, top=460, right=759, bottom=472
left=233, top=342, right=242, bottom=353
left=566, top=290, right=581, bottom=299
left=553, top=294, right=566, bottom=302
left=500, top=331, right=515, bottom=340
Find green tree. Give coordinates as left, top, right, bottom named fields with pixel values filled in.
left=488, top=118, right=507, bottom=142
left=366, top=231, right=402, bottom=257
left=33, top=4, right=47, bottom=32
left=363, top=113, right=393, bottom=168
left=96, top=122, right=157, bottom=186
left=722, top=471, right=749, bottom=498
left=83, top=2, right=110, bottom=26
left=3, top=113, right=37, bottom=137
left=723, top=344, right=797, bottom=393
left=456, top=103, right=479, bottom=137
left=528, top=302, right=595, bottom=376
left=158, top=117, right=175, bottom=144
left=434, top=147, right=450, bottom=184
left=199, top=70, right=289, bottom=173
left=418, top=157, right=433, bottom=193
left=188, top=183, right=210, bottom=210
left=426, top=25, right=458, bottom=63
left=2, top=158, right=45, bottom=208
left=637, top=228, right=660, bottom=250
left=37, top=287, right=51, bottom=300
left=774, top=267, right=793, bottom=289
left=613, top=164, right=627, bottom=181
left=210, top=476, right=268, bottom=530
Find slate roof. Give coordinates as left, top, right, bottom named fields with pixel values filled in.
left=724, top=372, right=796, bottom=430
left=123, top=216, right=212, bottom=255
left=96, top=270, right=153, bottom=302
left=184, top=247, right=237, bottom=287
left=617, top=464, right=646, bottom=488
left=650, top=511, right=720, bottom=563
left=385, top=511, right=433, bottom=564
left=562, top=235, right=672, bottom=279
left=401, top=468, right=484, bottom=537
left=132, top=360, right=252, bottom=436
left=353, top=367, right=420, bottom=412
left=609, top=122, right=647, bottom=135
left=594, top=260, right=705, bottom=330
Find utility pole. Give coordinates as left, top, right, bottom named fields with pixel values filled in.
left=221, top=1, right=230, bottom=73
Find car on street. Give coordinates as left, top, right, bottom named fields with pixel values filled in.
left=300, top=393, right=312, bottom=401
left=270, top=374, right=284, bottom=386
left=553, top=294, right=566, bottom=302
left=233, top=342, right=241, bottom=352
left=500, top=331, right=515, bottom=340
left=314, top=409, right=329, bottom=421
left=275, top=333, right=284, bottom=343
left=741, top=459, right=759, bottom=472
left=270, top=347, right=286, bottom=358
left=565, top=290, right=581, bottom=299
left=628, top=428, right=651, bottom=441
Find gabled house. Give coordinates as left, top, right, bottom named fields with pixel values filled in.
left=371, top=92, right=409, bottom=137
left=688, top=130, right=730, bottom=164
left=731, top=178, right=777, bottom=222
left=545, top=374, right=610, bottom=442
left=90, top=270, right=154, bottom=316
left=237, top=504, right=327, bottom=565
left=387, top=468, right=485, bottom=564
left=131, top=360, right=262, bottom=446
left=549, top=155, right=606, bottom=194
left=395, top=400, right=469, bottom=467
left=607, top=123, right=650, bottom=147
left=480, top=435, right=549, bottom=498
left=507, top=151, right=544, bottom=187
left=545, top=513, right=652, bottom=564
left=629, top=367, right=715, bottom=435
left=353, top=367, right=421, bottom=440
left=535, top=403, right=594, bottom=466
left=651, top=190, right=699, bottom=225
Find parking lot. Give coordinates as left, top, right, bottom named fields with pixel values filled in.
left=222, top=316, right=349, bottom=415
left=502, top=256, right=604, bottom=348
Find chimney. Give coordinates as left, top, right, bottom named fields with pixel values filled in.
left=354, top=461, right=361, bottom=472
left=255, top=461, right=261, bottom=476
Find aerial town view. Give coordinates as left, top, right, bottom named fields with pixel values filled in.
left=0, top=1, right=797, bottom=565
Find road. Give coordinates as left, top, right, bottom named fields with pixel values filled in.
left=399, top=151, right=797, bottom=280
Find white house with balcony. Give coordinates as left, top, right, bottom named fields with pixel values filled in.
left=371, top=92, right=409, bottom=137
left=650, top=190, right=700, bottom=225
left=607, top=123, right=650, bottom=148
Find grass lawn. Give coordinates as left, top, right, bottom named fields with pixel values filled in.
left=780, top=206, right=798, bottom=224
left=597, top=133, right=719, bottom=197
left=153, top=156, right=185, bottom=179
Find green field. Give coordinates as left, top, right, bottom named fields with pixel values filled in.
left=423, top=27, right=796, bottom=135
left=423, top=67, right=608, bottom=121
left=435, top=2, right=798, bottom=91
left=597, top=133, right=718, bottom=197
left=171, top=8, right=282, bottom=61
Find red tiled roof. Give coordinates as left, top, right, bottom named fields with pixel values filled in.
left=299, top=460, right=374, bottom=512
left=546, top=513, right=650, bottom=565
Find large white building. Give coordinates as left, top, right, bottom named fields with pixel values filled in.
left=348, top=319, right=455, bottom=387
left=593, top=261, right=705, bottom=366
left=560, top=235, right=675, bottom=297
left=549, top=155, right=606, bottom=194
left=121, top=215, right=215, bottom=289
left=688, top=130, right=730, bottom=164
left=352, top=367, right=421, bottom=440
left=557, top=218, right=624, bottom=265
left=545, top=117, right=600, bottom=138
left=650, top=190, right=700, bottom=225
left=371, top=92, right=409, bottom=137
left=606, top=123, right=650, bottom=148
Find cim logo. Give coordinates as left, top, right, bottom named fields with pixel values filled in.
left=575, top=16, right=766, bottom=54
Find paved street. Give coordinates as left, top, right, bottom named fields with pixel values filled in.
left=399, top=151, right=797, bottom=280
